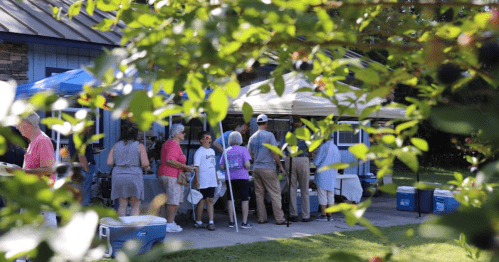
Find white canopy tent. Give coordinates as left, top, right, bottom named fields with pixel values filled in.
left=228, top=72, right=405, bottom=119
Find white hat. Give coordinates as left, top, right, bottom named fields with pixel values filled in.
left=256, top=114, right=268, bottom=123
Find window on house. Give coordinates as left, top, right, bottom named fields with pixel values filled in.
left=337, top=121, right=361, bottom=146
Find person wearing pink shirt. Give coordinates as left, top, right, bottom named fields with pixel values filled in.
left=15, top=113, right=56, bottom=179
left=7, top=112, right=57, bottom=229
left=158, top=124, right=193, bottom=233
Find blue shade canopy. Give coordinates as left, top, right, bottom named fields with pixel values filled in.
left=15, top=68, right=212, bottom=100
left=16, top=69, right=95, bottom=99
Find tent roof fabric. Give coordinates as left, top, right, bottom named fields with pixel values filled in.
left=228, top=72, right=405, bottom=119
left=0, top=0, right=123, bottom=46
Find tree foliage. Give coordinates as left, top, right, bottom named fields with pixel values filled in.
left=3, top=0, right=499, bottom=261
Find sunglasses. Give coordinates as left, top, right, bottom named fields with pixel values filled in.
left=204, top=135, right=212, bottom=140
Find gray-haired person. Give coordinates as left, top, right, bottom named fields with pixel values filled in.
left=213, top=121, right=249, bottom=171
left=6, top=112, right=57, bottom=227
left=219, top=131, right=253, bottom=228
left=158, top=124, right=193, bottom=232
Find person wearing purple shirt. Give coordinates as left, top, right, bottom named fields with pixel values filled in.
left=219, top=131, right=253, bottom=229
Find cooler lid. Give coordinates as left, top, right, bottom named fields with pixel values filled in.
left=434, top=189, right=454, bottom=197
left=100, top=215, right=166, bottom=227
left=397, top=186, right=417, bottom=193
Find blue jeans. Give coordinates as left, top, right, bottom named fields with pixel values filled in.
left=83, top=164, right=96, bottom=206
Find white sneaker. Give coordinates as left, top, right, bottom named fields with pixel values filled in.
left=166, top=223, right=183, bottom=232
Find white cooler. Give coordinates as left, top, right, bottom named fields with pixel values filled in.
left=99, top=215, right=166, bottom=258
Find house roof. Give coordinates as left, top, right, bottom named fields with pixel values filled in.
left=0, top=0, right=124, bottom=46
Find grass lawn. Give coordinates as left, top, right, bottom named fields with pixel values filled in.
left=144, top=224, right=490, bottom=262
left=391, top=166, right=499, bottom=188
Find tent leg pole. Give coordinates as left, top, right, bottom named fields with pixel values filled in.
left=417, top=172, right=421, bottom=218
left=287, top=157, right=292, bottom=227
left=219, top=121, right=238, bottom=232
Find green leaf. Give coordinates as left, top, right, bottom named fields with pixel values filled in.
left=453, top=172, right=463, bottom=182
left=285, top=132, right=297, bottom=146
left=295, top=127, right=310, bottom=141
left=206, top=88, right=229, bottom=126
left=221, top=42, right=242, bottom=55
left=263, top=144, right=283, bottom=157
left=242, top=102, right=253, bottom=124
left=301, top=118, right=317, bottom=132
left=68, top=1, right=83, bottom=18
left=96, top=0, right=121, bottom=12
left=0, top=135, right=6, bottom=156
left=273, top=74, right=285, bottom=97
left=87, top=49, right=127, bottom=79
left=382, top=135, right=396, bottom=144
left=89, top=134, right=105, bottom=143
left=366, top=86, right=391, bottom=102
left=325, top=203, right=354, bottom=213
left=359, top=105, right=382, bottom=120
left=395, top=120, right=418, bottom=134
left=411, top=138, right=428, bottom=152
left=474, top=12, right=491, bottom=29
left=40, top=117, right=64, bottom=127
left=352, top=68, right=380, bottom=85
left=377, top=183, right=397, bottom=195
left=129, top=90, right=154, bottom=131
left=349, top=143, right=368, bottom=160
left=358, top=217, right=385, bottom=239
left=86, top=0, right=95, bottom=16
left=225, top=81, right=241, bottom=99
left=92, top=18, right=117, bottom=31
left=309, top=139, right=323, bottom=152
left=396, top=151, right=418, bottom=172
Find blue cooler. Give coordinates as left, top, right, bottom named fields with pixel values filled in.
left=397, top=186, right=418, bottom=211
left=297, top=190, right=319, bottom=214
left=99, top=215, right=166, bottom=258
left=359, top=173, right=378, bottom=197
left=433, top=189, right=460, bottom=214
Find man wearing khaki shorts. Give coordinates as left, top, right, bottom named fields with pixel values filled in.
left=247, top=114, right=287, bottom=225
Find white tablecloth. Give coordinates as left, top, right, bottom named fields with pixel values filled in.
left=308, top=174, right=363, bottom=203
left=334, top=174, right=363, bottom=203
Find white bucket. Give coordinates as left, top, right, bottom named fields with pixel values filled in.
left=187, top=189, right=203, bottom=204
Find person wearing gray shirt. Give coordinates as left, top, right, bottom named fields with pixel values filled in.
left=247, top=114, right=287, bottom=225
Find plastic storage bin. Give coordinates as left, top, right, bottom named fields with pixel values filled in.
left=397, top=186, right=418, bottom=211
left=297, top=190, right=319, bottom=214
left=434, top=189, right=460, bottom=214
left=99, top=215, right=166, bottom=258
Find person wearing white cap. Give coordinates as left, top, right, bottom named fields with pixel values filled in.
left=247, top=114, right=287, bottom=225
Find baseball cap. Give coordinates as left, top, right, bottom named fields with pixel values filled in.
left=256, top=114, right=268, bottom=123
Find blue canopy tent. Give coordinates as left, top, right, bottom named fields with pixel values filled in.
left=16, top=69, right=96, bottom=99
left=15, top=68, right=158, bottom=162
left=15, top=68, right=159, bottom=99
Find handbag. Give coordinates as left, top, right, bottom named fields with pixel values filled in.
left=177, top=171, right=190, bottom=186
